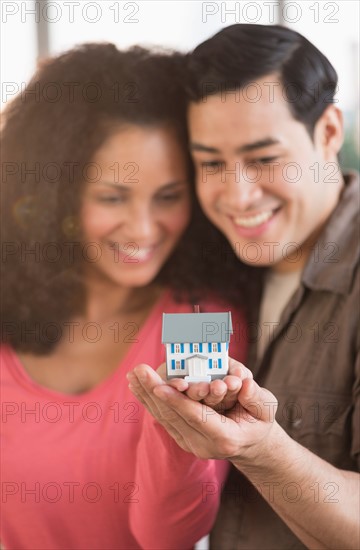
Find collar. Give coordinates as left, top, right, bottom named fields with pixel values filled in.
left=302, top=171, right=359, bottom=295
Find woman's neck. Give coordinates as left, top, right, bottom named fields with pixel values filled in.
left=82, top=275, right=162, bottom=324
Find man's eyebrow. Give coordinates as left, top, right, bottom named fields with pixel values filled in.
left=190, top=138, right=280, bottom=154
left=190, top=142, right=220, bottom=154
left=236, top=138, right=280, bottom=153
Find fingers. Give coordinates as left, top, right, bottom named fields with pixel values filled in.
left=214, top=375, right=242, bottom=411
left=237, top=377, right=278, bottom=422
left=184, top=381, right=210, bottom=401
left=169, top=379, right=232, bottom=409
left=127, top=362, right=278, bottom=461
left=164, top=358, right=254, bottom=411
left=133, top=363, right=165, bottom=387
left=228, top=357, right=253, bottom=380
left=155, top=362, right=167, bottom=381
left=201, top=379, right=227, bottom=408
left=183, top=358, right=253, bottom=409
left=150, top=385, right=234, bottom=459
left=128, top=366, right=194, bottom=450
left=127, top=365, right=165, bottom=420
left=167, top=378, right=190, bottom=392
left=128, top=365, right=200, bottom=433
left=152, top=384, right=218, bottom=435
left=217, top=358, right=252, bottom=410
left=131, top=372, right=216, bottom=456
left=129, top=358, right=259, bottom=423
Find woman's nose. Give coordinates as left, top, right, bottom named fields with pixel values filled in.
left=124, top=204, right=158, bottom=243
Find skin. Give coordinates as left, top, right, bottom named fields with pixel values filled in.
left=81, top=125, right=191, bottom=293
left=189, top=76, right=344, bottom=272
left=128, top=79, right=359, bottom=548
left=18, top=125, right=191, bottom=394
left=128, top=361, right=360, bottom=549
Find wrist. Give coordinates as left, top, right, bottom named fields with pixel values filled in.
left=230, top=420, right=289, bottom=474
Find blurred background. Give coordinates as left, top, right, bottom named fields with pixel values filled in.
left=1, top=0, right=359, bottom=169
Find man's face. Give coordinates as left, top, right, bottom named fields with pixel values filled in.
left=188, top=76, right=343, bottom=272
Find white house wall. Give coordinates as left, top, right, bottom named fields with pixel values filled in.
left=166, top=343, right=229, bottom=376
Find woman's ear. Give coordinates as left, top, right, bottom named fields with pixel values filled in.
left=314, top=105, right=344, bottom=160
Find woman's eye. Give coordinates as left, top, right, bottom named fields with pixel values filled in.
left=200, top=161, right=224, bottom=169
left=97, top=196, right=125, bottom=203
left=156, top=193, right=182, bottom=203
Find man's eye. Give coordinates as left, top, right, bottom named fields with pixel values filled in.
left=256, top=156, right=279, bottom=164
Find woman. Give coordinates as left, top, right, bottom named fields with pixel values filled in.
left=0, top=44, right=247, bottom=549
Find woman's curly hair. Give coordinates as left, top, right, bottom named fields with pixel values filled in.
left=1, top=43, right=262, bottom=354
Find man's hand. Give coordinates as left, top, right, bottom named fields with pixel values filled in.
left=167, top=358, right=253, bottom=412
left=127, top=358, right=360, bottom=550
left=127, top=358, right=279, bottom=462
left=147, top=358, right=253, bottom=412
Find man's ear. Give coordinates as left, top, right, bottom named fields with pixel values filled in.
left=313, top=105, right=344, bottom=160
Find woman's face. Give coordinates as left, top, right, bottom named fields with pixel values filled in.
left=80, top=125, right=191, bottom=288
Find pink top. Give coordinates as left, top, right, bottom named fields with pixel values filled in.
left=0, top=291, right=246, bottom=550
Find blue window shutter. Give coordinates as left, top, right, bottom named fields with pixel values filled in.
left=181, top=360, right=185, bottom=369
left=180, top=343, right=184, bottom=353
left=199, top=343, right=203, bottom=352
left=209, top=358, right=213, bottom=369
left=171, top=344, right=174, bottom=353
left=171, top=360, right=175, bottom=370
left=219, top=358, right=222, bottom=369
left=217, top=342, right=221, bottom=352
left=208, top=343, right=211, bottom=353
left=190, top=343, right=193, bottom=353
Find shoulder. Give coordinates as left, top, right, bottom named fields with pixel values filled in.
left=0, top=344, right=14, bottom=364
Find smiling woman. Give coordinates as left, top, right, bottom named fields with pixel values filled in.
left=0, top=44, right=249, bottom=550
left=80, top=125, right=191, bottom=289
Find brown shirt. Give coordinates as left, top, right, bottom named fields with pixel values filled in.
left=210, top=172, right=360, bottom=550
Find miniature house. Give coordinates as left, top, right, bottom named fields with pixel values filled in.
left=162, top=311, right=233, bottom=382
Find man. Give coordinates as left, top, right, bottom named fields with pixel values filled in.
left=128, top=24, right=359, bottom=549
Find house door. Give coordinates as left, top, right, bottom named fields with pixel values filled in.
left=187, top=356, right=208, bottom=377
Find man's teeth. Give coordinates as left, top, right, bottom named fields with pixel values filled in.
left=234, top=210, right=274, bottom=228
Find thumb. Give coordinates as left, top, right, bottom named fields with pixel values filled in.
left=155, top=362, right=167, bottom=381
left=238, top=378, right=278, bottom=422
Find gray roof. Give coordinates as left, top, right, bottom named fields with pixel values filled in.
left=162, top=312, right=233, bottom=343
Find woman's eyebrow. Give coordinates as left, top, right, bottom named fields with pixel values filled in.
left=157, top=180, right=188, bottom=191
left=88, top=180, right=187, bottom=190
left=89, top=182, right=131, bottom=189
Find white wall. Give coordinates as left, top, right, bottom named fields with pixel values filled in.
left=282, top=0, right=359, bottom=119
left=1, top=0, right=358, bottom=112
left=1, top=0, right=359, bottom=163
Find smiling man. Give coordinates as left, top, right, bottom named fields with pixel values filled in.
left=128, top=24, right=359, bottom=549
left=189, top=81, right=344, bottom=273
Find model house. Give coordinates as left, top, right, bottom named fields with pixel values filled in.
left=162, top=309, right=233, bottom=382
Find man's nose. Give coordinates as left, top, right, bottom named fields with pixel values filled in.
left=222, top=167, right=263, bottom=212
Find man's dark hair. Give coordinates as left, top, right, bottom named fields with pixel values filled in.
left=187, top=24, right=338, bottom=136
